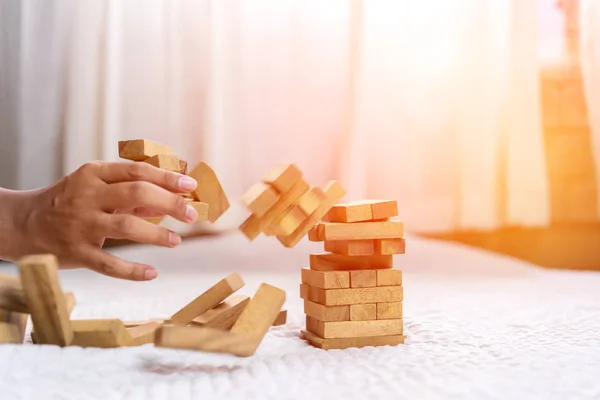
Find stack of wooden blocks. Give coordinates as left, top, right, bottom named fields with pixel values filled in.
left=300, top=200, right=406, bottom=349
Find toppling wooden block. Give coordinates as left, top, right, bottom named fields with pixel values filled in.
left=296, top=187, right=326, bottom=215
left=230, top=283, right=286, bottom=339
left=309, top=253, right=393, bottom=271
left=305, top=316, right=403, bottom=338
left=271, top=205, right=306, bottom=236
left=118, top=139, right=173, bottom=161
left=185, top=200, right=210, bottom=222
left=302, top=329, right=406, bottom=350
left=178, top=159, right=188, bottom=175
left=143, top=154, right=182, bottom=172
left=301, top=269, right=350, bottom=289
left=324, top=239, right=375, bottom=256
left=300, top=284, right=403, bottom=306
left=374, top=238, right=406, bottom=255
left=71, top=319, right=131, bottom=348
left=127, top=321, right=162, bottom=346
left=0, top=274, right=28, bottom=314
left=188, top=162, right=230, bottom=223
left=262, top=164, right=303, bottom=193
left=0, top=310, right=27, bottom=343
left=155, top=325, right=256, bottom=357
left=308, top=225, right=324, bottom=242
left=171, top=273, right=244, bottom=325
left=349, top=304, right=377, bottom=321
left=191, top=294, right=250, bottom=330
left=377, top=302, right=403, bottom=319
left=123, top=318, right=168, bottom=328
left=241, top=182, right=280, bottom=218
left=304, top=300, right=349, bottom=322
left=315, top=220, right=404, bottom=241
left=325, top=200, right=398, bottom=222
left=272, top=310, right=287, bottom=326
left=30, top=291, right=77, bottom=344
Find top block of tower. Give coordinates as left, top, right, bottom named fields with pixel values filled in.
left=325, top=200, right=398, bottom=223
left=262, top=164, right=303, bottom=193
left=118, top=139, right=173, bottom=161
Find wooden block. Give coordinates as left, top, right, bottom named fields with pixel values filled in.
left=301, top=269, right=349, bottom=289
left=71, top=319, right=131, bottom=348
left=231, top=283, right=286, bottom=342
left=191, top=294, right=250, bottom=330
left=241, top=182, right=280, bottom=218
left=318, top=221, right=404, bottom=241
left=123, top=318, right=168, bottom=328
left=350, top=270, right=377, bottom=288
left=127, top=322, right=162, bottom=346
left=271, top=205, right=307, bottom=236
left=143, top=154, right=181, bottom=172
left=171, top=273, right=244, bottom=325
left=262, top=164, right=303, bottom=193
left=185, top=200, right=210, bottom=222
left=118, top=139, right=173, bottom=161
left=304, top=300, right=349, bottom=322
left=188, top=162, right=230, bottom=223
left=300, top=284, right=403, bottom=306
left=155, top=325, right=256, bottom=357
left=308, top=225, right=324, bottom=242
left=374, top=238, right=406, bottom=255
left=324, top=240, right=374, bottom=256
left=178, top=159, right=188, bottom=175
left=64, top=292, right=76, bottom=315
left=310, top=253, right=393, bottom=271
left=277, top=181, right=346, bottom=248
left=0, top=310, right=28, bottom=343
left=0, top=274, right=27, bottom=313
left=272, top=310, right=287, bottom=326
left=240, top=179, right=309, bottom=240
left=296, top=187, right=326, bottom=215
left=377, top=302, right=403, bottom=319
left=326, top=202, right=373, bottom=223
left=376, top=269, right=403, bottom=286
left=349, top=304, right=377, bottom=321
left=370, top=200, right=398, bottom=219
left=302, top=330, right=406, bottom=350
left=0, top=322, right=21, bottom=344
left=19, top=254, right=73, bottom=346
left=306, top=316, right=403, bottom=338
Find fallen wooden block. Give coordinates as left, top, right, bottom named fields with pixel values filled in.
left=123, top=318, right=168, bottom=328
left=143, top=154, right=181, bottom=172
left=350, top=270, right=377, bottom=288
left=185, top=200, right=210, bottom=222
left=118, top=139, right=173, bottom=161
left=230, top=283, right=286, bottom=342
left=309, top=253, right=393, bottom=271
left=127, top=321, right=162, bottom=346
left=302, top=330, right=406, bottom=350
left=296, top=187, right=326, bottom=215
left=171, top=273, right=244, bottom=325
left=301, top=269, right=350, bottom=289
left=377, top=302, right=403, bottom=319
left=0, top=274, right=27, bottom=314
left=271, top=205, right=306, bottom=236
left=304, top=300, right=349, bottom=322
left=374, top=238, right=406, bottom=255
left=191, top=294, right=250, bottom=330
left=155, top=325, right=256, bottom=357
left=19, top=255, right=73, bottom=346
left=377, top=269, right=403, bottom=286
left=262, top=164, right=303, bottom=193
left=300, top=284, right=403, bottom=306
left=31, top=291, right=76, bottom=344
left=71, top=319, right=131, bottom=348
left=316, top=220, right=404, bottom=241
left=324, top=239, right=374, bottom=256
left=188, top=162, right=230, bottom=223
left=349, top=304, right=377, bottom=321
left=241, top=182, right=280, bottom=218
left=305, top=316, right=403, bottom=338
left=0, top=322, right=21, bottom=344
left=272, top=310, right=287, bottom=326
left=307, top=225, right=324, bottom=242
left=0, top=310, right=28, bottom=343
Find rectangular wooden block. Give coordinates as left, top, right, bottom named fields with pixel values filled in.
left=262, top=164, right=303, bottom=193
left=19, top=254, right=73, bottom=346
left=306, top=316, right=403, bottom=338
left=302, top=329, right=406, bottom=350
left=307, top=225, right=324, bottom=242
left=241, top=182, right=280, bottom=218
left=377, top=302, right=403, bottom=319
left=272, top=205, right=307, bottom=236
left=374, top=238, right=406, bottom=255
left=127, top=321, right=162, bottom=346
left=240, top=179, right=309, bottom=240
left=370, top=200, right=399, bottom=219
left=0, top=310, right=28, bottom=343
left=71, top=319, right=131, bottom=348
left=304, top=300, right=349, bottom=322
left=301, top=268, right=349, bottom=289
left=318, top=221, right=404, bottom=241
left=325, top=202, right=373, bottom=223
left=143, top=154, right=181, bottom=172
left=350, top=270, right=377, bottom=288
left=296, top=187, right=326, bottom=215
left=123, top=318, right=168, bottom=328
left=377, top=269, right=403, bottom=286
left=272, top=310, right=287, bottom=326
left=185, top=200, right=210, bottom=222
left=310, top=253, right=393, bottom=271
left=300, top=284, right=403, bottom=306
left=171, top=273, right=245, bottom=325
left=118, top=139, right=173, bottom=161
left=350, top=304, right=377, bottom=321
left=0, top=274, right=27, bottom=313
left=188, top=162, right=230, bottom=223
left=277, top=181, right=346, bottom=248
left=191, top=294, right=250, bottom=330
left=179, top=159, right=188, bottom=175
left=324, top=239, right=374, bottom=256
left=155, top=325, right=257, bottom=357
left=0, top=322, right=21, bottom=344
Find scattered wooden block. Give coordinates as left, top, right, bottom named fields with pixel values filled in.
left=301, top=269, right=349, bottom=289
left=300, top=284, right=403, bottom=306
left=191, top=294, right=250, bottom=330
left=185, top=200, right=210, bottom=222
left=349, top=304, right=377, bottom=321
left=31, top=292, right=76, bottom=344
left=262, top=164, right=302, bottom=193
left=277, top=181, right=346, bottom=248
left=123, top=318, right=168, bottom=328
left=304, top=300, right=349, bottom=322
left=118, top=139, right=173, bottom=161
left=324, top=240, right=374, bottom=256
left=296, top=187, right=326, bottom=215
left=307, top=225, right=324, bottom=242
left=273, top=205, right=307, bottom=236
left=325, top=202, right=373, bottom=223
left=370, top=200, right=398, bottom=219
left=0, top=322, right=21, bottom=344
left=302, top=329, right=406, bottom=350
left=376, top=269, right=403, bottom=286
left=188, top=162, right=230, bottom=223
left=143, top=154, right=181, bottom=172
left=240, top=179, right=309, bottom=240
left=0, top=310, right=28, bottom=343
left=309, top=253, right=393, bottom=271
left=317, top=221, right=404, bottom=241
left=127, top=321, right=162, bottom=346
left=71, top=319, right=131, bottom=348
left=241, top=182, right=280, bottom=218
left=350, top=270, right=377, bottom=288
left=272, top=310, right=287, bottom=326
left=374, top=238, right=406, bottom=255
left=377, top=302, right=403, bottom=319
left=155, top=325, right=256, bottom=357
left=0, top=274, right=27, bottom=314
left=306, top=316, right=403, bottom=338
left=178, top=159, right=188, bottom=175
left=19, top=255, right=73, bottom=346
left=171, top=273, right=244, bottom=325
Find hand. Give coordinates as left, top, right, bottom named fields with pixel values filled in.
left=11, top=161, right=199, bottom=281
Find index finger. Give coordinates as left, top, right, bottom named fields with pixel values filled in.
left=95, top=161, right=197, bottom=193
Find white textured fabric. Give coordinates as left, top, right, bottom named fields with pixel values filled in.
left=1, top=233, right=599, bottom=400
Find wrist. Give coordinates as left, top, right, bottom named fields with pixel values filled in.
left=0, top=188, right=39, bottom=262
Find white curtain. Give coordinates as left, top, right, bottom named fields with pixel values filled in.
left=0, top=0, right=550, bottom=232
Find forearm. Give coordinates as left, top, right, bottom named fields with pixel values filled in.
left=0, top=188, right=34, bottom=262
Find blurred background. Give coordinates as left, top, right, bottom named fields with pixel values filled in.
left=0, top=0, right=599, bottom=269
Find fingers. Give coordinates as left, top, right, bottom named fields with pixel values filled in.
left=99, top=182, right=198, bottom=223
left=102, top=214, right=182, bottom=247
left=78, top=246, right=158, bottom=281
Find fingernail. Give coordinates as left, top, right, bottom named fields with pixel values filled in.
left=185, top=204, right=198, bottom=222
left=178, top=176, right=197, bottom=192
left=169, top=231, right=182, bottom=246
left=144, top=269, right=158, bottom=280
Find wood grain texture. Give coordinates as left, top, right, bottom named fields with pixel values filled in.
left=376, top=269, right=403, bottom=286
left=303, top=300, right=349, bottom=322
left=171, top=273, right=244, bottom=325
left=19, top=254, right=73, bottom=346
left=296, top=187, right=326, bottom=215
left=318, top=221, right=404, bottom=241
left=370, top=200, right=398, bottom=219
left=188, top=162, right=230, bottom=222
left=241, top=182, right=280, bottom=218
left=306, top=316, right=403, bottom=338
left=230, top=283, right=286, bottom=341
left=118, top=139, right=173, bottom=161
left=191, top=294, right=250, bottom=330
left=127, top=322, right=162, bottom=346
left=324, top=239, right=375, bottom=256
left=300, top=283, right=403, bottom=306
left=374, top=238, right=406, bottom=255
left=262, top=164, right=303, bottom=193
left=155, top=325, right=257, bottom=357
left=301, top=269, right=350, bottom=289
left=143, top=154, right=181, bottom=172
left=302, top=329, right=406, bottom=350
left=325, top=202, right=373, bottom=222
left=71, top=319, right=131, bottom=348
left=350, top=270, right=377, bottom=288
left=349, top=304, right=377, bottom=321
left=377, top=302, right=403, bottom=319
left=309, top=253, right=393, bottom=271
